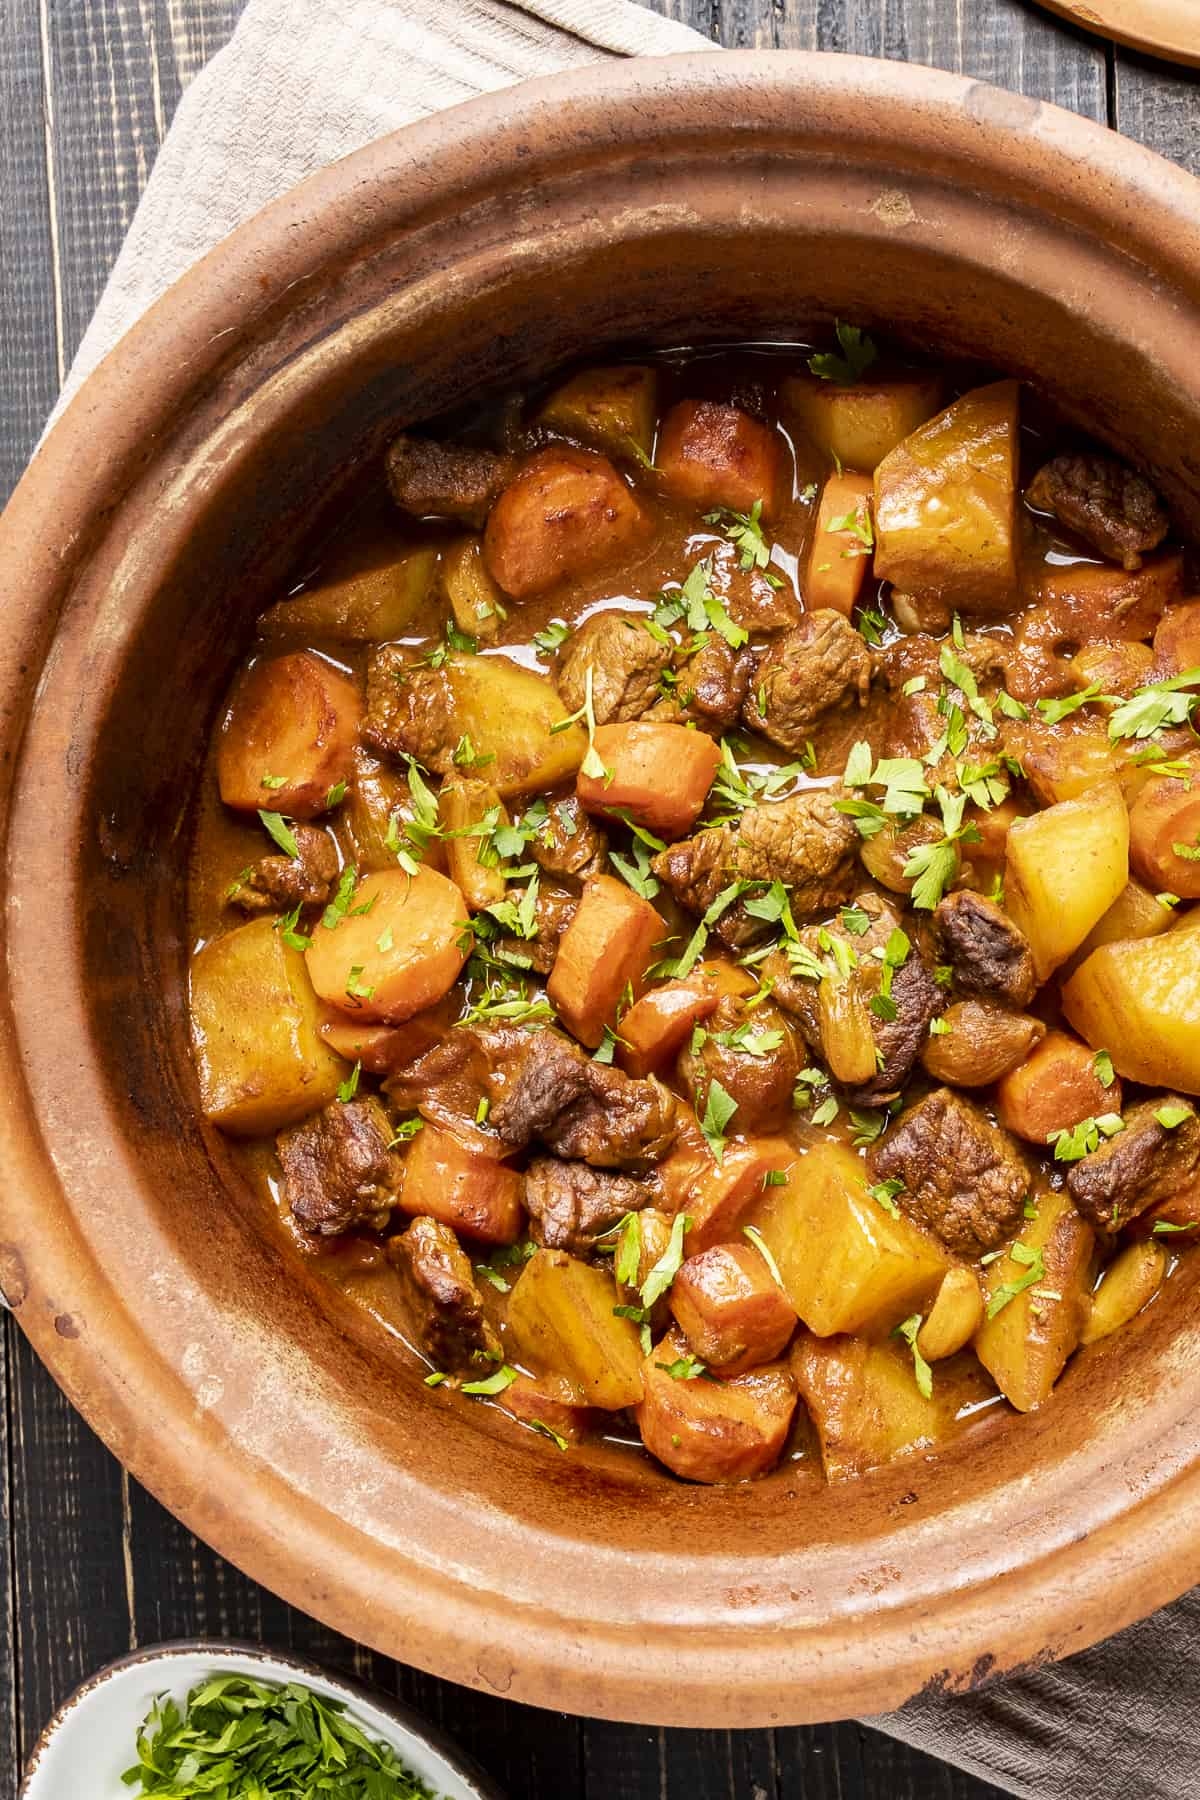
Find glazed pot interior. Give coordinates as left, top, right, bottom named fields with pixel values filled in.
left=7, top=56, right=1200, bottom=1723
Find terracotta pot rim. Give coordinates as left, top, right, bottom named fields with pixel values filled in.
left=4, top=51, right=1200, bottom=1727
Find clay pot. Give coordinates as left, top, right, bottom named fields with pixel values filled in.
left=2, top=53, right=1200, bottom=1727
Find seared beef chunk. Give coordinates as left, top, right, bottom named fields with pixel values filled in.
left=385, top=433, right=514, bottom=528
left=524, top=1157, right=649, bottom=1257
left=676, top=995, right=801, bottom=1133
left=490, top=1029, right=677, bottom=1169
left=1025, top=453, right=1169, bottom=572
left=388, top=1215, right=500, bottom=1371
left=741, top=611, right=872, bottom=753
left=362, top=646, right=454, bottom=770
left=871, top=1088, right=1031, bottom=1256
left=528, top=794, right=607, bottom=881
left=653, top=789, right=859, bottom=935
left=765, top=893, right=940, bottom=1105
left=228, top=824, right=338, bottom=915
left=495, top=881, right=578, bottom=974
left=651, top=636, right=755, bottom=734
left=1066, top=1096, right=1200, bottom=1231
left=277, top=1096, right=399, bottom=1236
left=935, top=890, right=1037, bottom=1009
left=384, top=1025, right=522, bottom=1133
left=875, top=630, right=1010, bottom=695
left=556, top=610, right=672, bottom=724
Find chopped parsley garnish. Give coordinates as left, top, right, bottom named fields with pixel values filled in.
left=451, top=733, right=495, bottom=769
left=1153, top=1219, right=1200, bottom=1235
left=275, top=903, right=310, bottom=952
left=418, top=618, right=478, bottom=668
left=1048, top=1113, right=1125, bottom=1161
left=849, top=1107, right=887, bottom=1148
left=461, top=1364, right=518, bottom=1396
left=667, top=877, right=752, bottom=977
left=641, top=1213, right=691, bottom=1308
left=700, top=1077, right=739, bottom=1163
left=344, top=964, right=375, bottom=1002
left=322, top=862, right=360, bottom=930
left=808, top=321, right=878, bottom=385
left=551, top=663, right=609, bottom=781
left=123, top=1674, right=441, bottom=1799
left=1093, top=1050, right=1115, bottom=1089
left=260, top=772, right=287, bottom=790
left=529, top=1418, right=570, bottom=1451
left=336, top=1060, right=361, bottom=1103
left=857, top=606, right=888, bottom=646
left=1108, top=667, right=1200, bottom=741
left=810, top=1096, right=840, bottom=1126
left=1173, top=838, right=1200, bottom=862
left=258, top=809, right=300, bottom=859
left=532, top=620, right=571, bottom=656
left=1156, top=1104, right=1193, bottom=1130
left=826, top=503, right=874, bottom=556
left=742, top=1223, right=785, bottom=1287
left=459, top=974, right=555, bottom=1029
left=387, top=1117, right=424, bottom=1147
left=867, top=1178, right=903, bottom=1218
left=894, top=1313, right=933, bottom=1400
left=1036, top=682, right=1108, bottom=725
left=325, top=778, right=347, bottom=808
left=987, top=1242, right=1046, bottom=1318
left=840, top=905, right=871, bottom=937
left=703, top=500, right=772, bottom=571
left=656, top=1353, right=708, bottom=1380
left=609, top=837, right=661, bottom=900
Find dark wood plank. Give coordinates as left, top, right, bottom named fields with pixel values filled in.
left=0, top=0, right=61, bottom=504
left=710, top=0, right=1108, bottom=121
left=1112, top=47, right=1200, bottom=179
left=6, top=1324, right=132, bottom=1765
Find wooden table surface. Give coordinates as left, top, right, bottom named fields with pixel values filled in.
left=1, top=2, right=1197, bottom=1794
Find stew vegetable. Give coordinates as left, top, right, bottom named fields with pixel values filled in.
left=188, top=339, right=1200, bottom=1486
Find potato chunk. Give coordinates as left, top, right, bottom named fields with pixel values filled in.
left=637, top=1327, right=796, bottom=1483
left=1004, top=779, right=1130, bottom=980
left=578, top=722, right=720, bottom=840
left=1063, top=928, right=1200, bottom=1093
left=547, top=873, right=662, bottom=1049
left=655, top=399, right=788, bottom=518
left=669, top=1242, right=797, bottom=1373
left=305, top=866, right=468, bottom=1023
left=1080, top=1240, right=1165, bottom=1346
left=792, top=1333, right=990, bottom=1481
left=258, top=545, right=436, bottom=641
left=449, top=654, right=587, bottom=797
left=917, top=1267, right=984, bottom=1362
left=439, top=779, right=508, bottom=912
left=995, top=1028, right=1121, bottom=1146
left=440, top=537, right=506, bottom=640
left=507, top=1248, right=643, bottom=1408
left=744, top=1140, right=947, bottom=1336
left=483, top=448, right=648, bottom=599
left=873, top=380, right=1019, bottom=614
left=782, top=370, right=943, bottom=473
left=190, top=917, right=347, bottom=1134
left=217, top=651, right=361, bottom=820
left=1129, top=752, right=1200, bottom=898
left=1072, top=879, right=1175, bottom=963
left=974, top=1189, right=1094, bottom=1413
left=536, top=364, right=658, bottom=463
left=397, top=1121, right=523, bottom=1244
left=804, top=472, right=874, bottom=617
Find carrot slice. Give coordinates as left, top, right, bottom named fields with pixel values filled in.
left=578, top=721, right=720, bottom=840
left=805, top=472, right=874, bottom=617
left=547, top=873, right=663, bottom=1048
left=306, top=866, right=468, bottom=1023
left=398, top=1121, right=523, bottom=1244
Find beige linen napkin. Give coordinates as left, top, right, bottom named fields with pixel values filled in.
left=54, top=4, right=1193, bottom=1795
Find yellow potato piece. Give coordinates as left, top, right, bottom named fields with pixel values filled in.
left=1063, top=926, right=1200, bottom=1093
left=1004, top=779, right=1130, bottom=981
left=507, top=1249, right=644, bottom=1409
left=744, top=1140, right=947, bottom=1337
left=259, top=545, right=437, bottom=641
left=189, top=917, right=347, bottom=1135
left=1080, top=1241, right=1166, bottom=1347
left=873, top=379, right=1019, bottom=613
left=440, top=779, right=509, bottom=912
left=791, top=1334, right=992, bottom=1481
left=446, top=653, right=587, bottom=798
left=917, top=1266, right=985, bottom=1362
left=781, top=371, right=943, bottom=473
left=441, top=537, right=506, bottom=640
left=536, top=364, right=658, bottom=463
left=974, top=1190, right=1094, bottom=1413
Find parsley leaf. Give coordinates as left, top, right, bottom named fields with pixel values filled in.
left=123, top=1674, right=441, bottom=1798
left=641, top=1212, right=691, bottom=1308
left=700, top=1077, right=739, bottom=1163
left=894, top=1313, right=933, bottom=1400
left=808, top=321, right=879, bottom=385
left=1156, top=1104, right=1193, bottom=1130
left=258, top=809, right=300, bottom=859
left=1093, top=1050, right=1115, bottom=1089
left=532, top=620, right=570, bottom=656
left=1108, top=667, right=1200, bottom=741
left=1037, top=683, right=1109, bottom=725
left=704, top=500, right=772, bottom=571
left=987, top=1242, right=1046, bottom=1318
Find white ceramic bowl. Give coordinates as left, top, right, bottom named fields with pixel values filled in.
left=19, top=1641, right=504, bottom=1799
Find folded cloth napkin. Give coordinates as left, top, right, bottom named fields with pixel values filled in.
left=52, top=3, right=1193, bottom=1796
